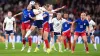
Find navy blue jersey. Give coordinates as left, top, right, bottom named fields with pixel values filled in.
left=43, top=12, right=49, bottom=23
left=22, top=9, right=35, bottom=23
left=75, top=18, right=89, bottom=32
left=62, top=18, right=72, bottom=32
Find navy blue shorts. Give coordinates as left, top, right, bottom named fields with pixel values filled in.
left=49, top=23, right=54, bottom=32
left=86, top=32, right=94, bottom=36
left=32, top=20, right=43, bottom=28
left=54, top=32, right=61, bottom=36
left=5, top=30, right=14, bottom=35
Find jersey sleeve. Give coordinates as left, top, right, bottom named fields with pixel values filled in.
left=62, top=19, right=66, bottom=23
left=4, top=17, right=7, bottom=23
left=91, top=20, right=96, bottom=25
left=12, top=17, right=15, bottom=22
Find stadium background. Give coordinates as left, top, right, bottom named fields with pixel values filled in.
left=0, top=0, right=100, bottom=43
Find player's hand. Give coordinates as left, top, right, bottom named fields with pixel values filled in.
left=13, top=15, right=16, bottom=17
left=61, top=6, right=66, bottom=9
left=29, top=13, right=32, bottom=19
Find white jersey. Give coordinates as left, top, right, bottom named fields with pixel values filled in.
left=52, top=18, right=66, bottom=33
left=49, top=10, right=56, bottom=23
left=89, top=20, right=96, bottom=32
left=33, top=7, right=45, bottom=20
left=4, top=17, right=15, bottom=31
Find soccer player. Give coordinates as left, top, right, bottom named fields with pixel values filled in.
left=72, top=12, right=90, bottom=53
left=42, top=5, right=51, bottom=53
left=62, top=12, right=73, bottom=51
left=45, top=4, right=65, bottom=51
left=52, top=13, right=66, bottom=52
left=86, top=15, right=97, bottom=51
left=24, top=3, right=46, bottom=52
left=14, top=3, right=36, bottom=53
left=3, top=11, right=16, bottom=49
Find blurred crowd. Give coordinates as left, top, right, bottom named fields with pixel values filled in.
left=0, top=0, right=100, bottom=36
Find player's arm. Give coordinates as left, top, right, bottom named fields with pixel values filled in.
left=54, top=6, right=65, bottom=12
left=86, top=21, right=90, bottom=36
left=71, top=21, right=74, bottom=33
left=92, top=20, right=96, bottom=31
left=66, top=20, right=74, bottom=24
left=13, top=17, right=16, bottom=32
left=3, top=18, right=6, bottom=31
left=28, top=13, right=36, bottom=20
left=43, top=14, right=47, bottom=18
left=14, top=21, right=16, bottom=32
left=13, top=12, right=23, bottom=17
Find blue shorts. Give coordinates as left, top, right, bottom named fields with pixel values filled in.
left=54, top=32, right=61, bottom=36
left=5, top=30, right=14, bottom=35
left=32, top=20, right=43, bottom=29
left=86, top=32, right=94, bottom=36
left=49, top=23, right=54, bottom=32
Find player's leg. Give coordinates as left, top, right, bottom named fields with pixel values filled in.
left=24, top=25, right=35, bottom=39
left=34, top=28, right=43, bottom=52
left=91, top=34, right=97, bottom=51
left=67, top=37, right=71, bottom=50
left=21, top=23, right=27, bottom=51
left=43, top=22, right=51, bottom=53
left=34, top=20, right=43, bottom=52
left=5, top=31, right=9, bottom=49
left=26, top=23, right=33, bottom=53
left=62, top=32, right=67, bottom=51
left=50, top=24, right=56, bottom=51
left=67, top=31, right=71, bottom=50
left=10, top=32, right=15, bottom=49
left=43, top=31, right=51, bottom=53
left=21, top=29, right=26, bottom=51
left=72, top=32, right=79, bottom=53
left=57, top=35, right=63, bottom=52
left=50, top=32, right=57, bottom=51
left=82, top=32, right=89, bottom=53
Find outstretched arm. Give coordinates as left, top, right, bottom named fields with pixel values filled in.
left=54, top=6, right=65, bottom=12
left=13, top=12, right=23, bottom=17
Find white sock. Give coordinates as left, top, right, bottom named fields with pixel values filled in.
left=43, top=42, right=46, bottom=50
left=50, top=37, right=54, bottom=49
left=37, top=36, right=42, bottom=45
left=51, top=37, right=54, bottom=46
left=25, top=30, right=32, bottom=38
left=5, top=40, right=8, bottom=48
left=93, top=43, right=97, bottom=50
left=11, top=39, right=15, bottom=48
left=84, top=44, right=86, bottom=50
left=58, top=42, right=62, bottom=51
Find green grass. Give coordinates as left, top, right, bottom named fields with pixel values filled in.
left=0, top=43, right=100, bottom=56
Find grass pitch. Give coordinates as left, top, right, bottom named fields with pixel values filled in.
left=0, top=43, right=100, bottom=56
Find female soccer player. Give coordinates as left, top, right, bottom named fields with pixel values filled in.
left=86, top=15, right=97, bottom=51
left=3, top=11, right=16, bottom=49
left=52, top=12, right=66, bottom=52
left=45, top=4, right=65, bottom=51
left=14, top=3, right=36, bottom=53
left=62, top=12, right=73, bottom=51
left=72, top=12, right=90, bottom=53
